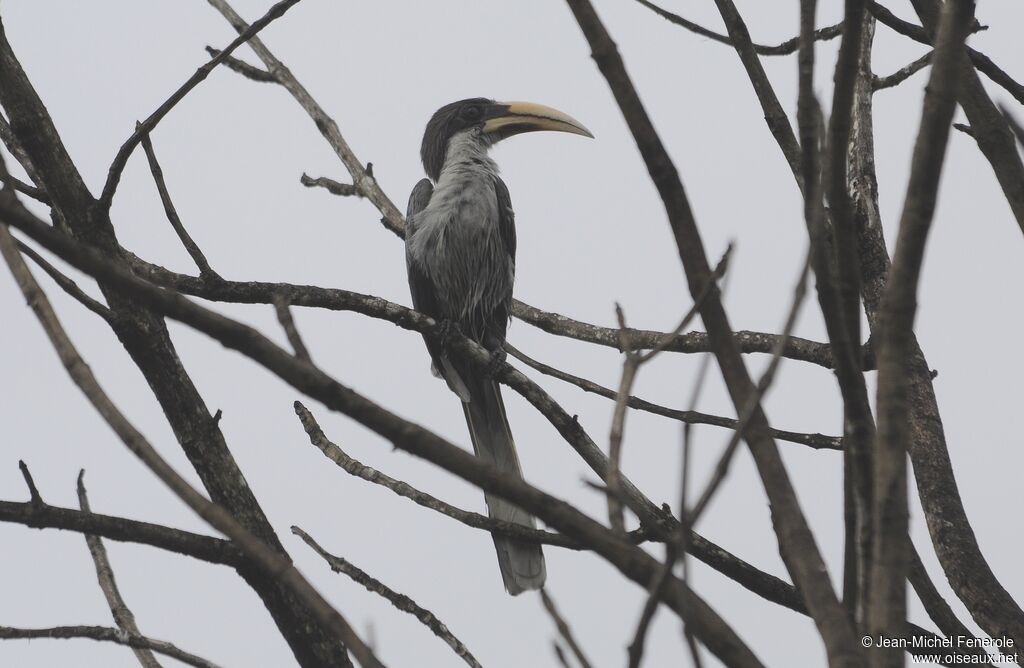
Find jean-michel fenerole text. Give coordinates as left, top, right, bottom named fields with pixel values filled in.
left=873, top=636, right=1013, bottom=650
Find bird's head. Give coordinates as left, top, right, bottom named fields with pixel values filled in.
left=420, top=98, right=593, bottom=180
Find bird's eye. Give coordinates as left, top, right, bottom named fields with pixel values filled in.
left=461, top=105, right=483, bottom=121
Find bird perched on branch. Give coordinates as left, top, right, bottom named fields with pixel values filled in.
left=405, top=98, right=592, bottom=595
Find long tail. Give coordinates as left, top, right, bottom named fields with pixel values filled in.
left=461, top=373, right=546, bottom=595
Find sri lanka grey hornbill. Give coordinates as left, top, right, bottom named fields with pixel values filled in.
left=405, top=99, right=592, bottom=594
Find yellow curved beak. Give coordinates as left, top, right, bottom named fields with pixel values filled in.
left=482, top=101, right=594, bottom=139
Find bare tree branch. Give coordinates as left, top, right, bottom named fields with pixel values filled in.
left=870, top=2, right=976, bottom=664
left=0, top=197, right=382, bottom=668
left=688, top=252, right=812, bottom=529
left=295, top=400, right=601, bottom=549
left=121, top=251, right=845, bottom=373
left=906, top=0, right=1024, bottom=236
left=273, top=294, right=312, bottom=362
left=294, top=527, right=483, bottom=668
left=301, top=173, right=364, bottom=198
left=16, top=240, right=113, bottom=323
left=540, top=590, right=594, bottom=668
left=17, top=459, right=42, bottom=504
left=809, top=0, right=880, bottom=627
left=607, top=248, right=729, bottom=533
left=505, top=343, right=841, bottom=449
left=0, top=497, right=241, bottom=567
left=139, top=131, right=222, bottom=280
left=294, top=396, right=830, bottom=637
left=700, top=0, right=1024, bottom=650
left=206, top=0, right=406, bottom=234
left=553, top=642, right=573, bottom=668
left=0, top=17, right=355, bottom=662
left=0, top=626, right=220, bottom=668
left=869, top=1, right=1024, bottom=105
left=632, top=0, right=843, bottom=56
left=873, top=51, right=932, bottom=90
left=706, top=0, right=804, bottom=182
left=0, top=113, right=48, bottom=200
left=3, top=171, right=49, bottom=204
left=203, top=46, right=276, bottom=82
left=0, top=191, right=766, bottom=668
left=840, top=8, right=884, bottom=627
left=565, top=1, right=860, bottom=664
left=77, top=472, right=163, bottom=668
left=908, top=544, right=994, bottom=664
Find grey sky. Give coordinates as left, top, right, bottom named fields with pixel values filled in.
left=1, top=1, right=1022, bottom=666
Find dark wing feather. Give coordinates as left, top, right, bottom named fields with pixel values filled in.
left=487, top=176, right=516, bottom=347
left=406, top=178, right=472, bottom=399
left=405, top=178, right=437, bottom=320
left=405, top=178, right=443, bottom=361
left=494, top=176, right=516, bottom=264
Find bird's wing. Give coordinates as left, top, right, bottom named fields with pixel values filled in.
left=486, top=176, right=516, bottom=346
left=494, top=176, right=517, bottom=265
left=405, top=178, right=439, bottom=320
left=405, top=178, right=472, bottom=400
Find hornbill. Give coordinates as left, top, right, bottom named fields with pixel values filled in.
left=405, top=99, right=592, bottom=595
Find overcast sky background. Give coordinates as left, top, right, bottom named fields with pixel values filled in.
left=1, top=1, right=1022, bottom=667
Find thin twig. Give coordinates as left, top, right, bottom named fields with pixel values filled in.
left=17, top=460, right=41, bottom=504
left=869, top=1, right=1023, bottom=105
left=0, top=626, right=219, bottom=668
left=708, top=0, right=804, bottom=181
left=873, top=51, right=932, bottom=90
left=203, top=47, right=276, bottom=82
left=206, top=0, right=406, bottom=233
left=505, top=343, right=841, bottom=450
left=514, top=298, right=853, bottom=364
left=294, top=527, right=482, bottom=668
left=140, top=131, right=222, bottom=280
left=668, top=274, right=734, bottom=668
left=633, top=0, right=843, bottom=56
left=553, top=643, right=573, bottom=668
left=294, top=398, right=846, bottom=637
left=626, top=554, right=676, bottom=668
left=674, top=279, right=720, bottom=668
left=273, top=294, right=312, bottom=362
left=294, top=401, right=614, bottom=549
left=99, top=0, right=303, bottom=208
left=998, top=103, right=1024, bottom=147
left=0, top=114, right=48, bottom=201
left=539, top=590, right=594, bottom=668
left=869, top=1, right=976, bottom=662
left=607, top=304, right=637, bottom=533
left=688, top=251, right=812, bottom=528
left=77, top=471, right=163, bottom=668
left=15, top=240, right=113, bottom=323
left=131, top=252, right=842, bottom=368
left=4, top=173, right=49, bottom=204
left=607, top=248, right=731, bottom=532
left=301, top=173, right=363, bottom=198
left=0, top=497, right=242, bottom=567
left=908, top=543, right=994, bottom=664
